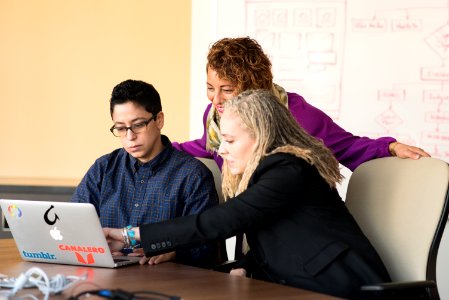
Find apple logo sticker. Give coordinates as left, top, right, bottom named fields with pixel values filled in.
left=50, top=226, right=63, bottom=240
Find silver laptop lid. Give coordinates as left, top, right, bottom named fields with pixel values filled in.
left=0, top=199, right=139, bottom=268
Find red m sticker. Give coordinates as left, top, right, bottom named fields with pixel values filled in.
left=75, top=252, right=95, bottom=264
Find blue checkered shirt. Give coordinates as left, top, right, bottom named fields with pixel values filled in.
left=71, top=135, right=219, bottom=266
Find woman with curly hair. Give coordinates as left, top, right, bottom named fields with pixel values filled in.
left=173, top=37, right=429, bottom=171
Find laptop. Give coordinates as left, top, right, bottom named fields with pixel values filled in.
left=0, top=199, right=141, bottom=268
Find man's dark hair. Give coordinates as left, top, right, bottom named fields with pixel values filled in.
left=110, top=79, right=162, bottom=116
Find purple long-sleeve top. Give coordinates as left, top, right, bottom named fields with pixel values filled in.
left=172, top=92, right=396, bottom=171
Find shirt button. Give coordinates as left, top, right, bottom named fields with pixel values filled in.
left=140, top=180, right=145, bottom=183
left=134, top=203, right=139, bottom=208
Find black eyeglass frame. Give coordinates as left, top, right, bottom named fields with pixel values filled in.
left=109, top=114, right=158, bottom=137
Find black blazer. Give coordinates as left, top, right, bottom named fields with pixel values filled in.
left=140, top=153, right=390, bottom=298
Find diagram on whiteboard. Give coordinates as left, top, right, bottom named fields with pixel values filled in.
left=245, top=0, right=346, bottom=119
left=217, top=0, right=449, bottom=161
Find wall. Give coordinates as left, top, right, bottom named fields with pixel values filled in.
left=0, top=0, right=191, bottom=181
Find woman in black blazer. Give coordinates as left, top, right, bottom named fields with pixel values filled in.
left=104, top=90, right=390, bottom=298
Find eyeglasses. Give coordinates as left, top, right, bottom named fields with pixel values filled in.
left=110, top=114, right=157, bottom=137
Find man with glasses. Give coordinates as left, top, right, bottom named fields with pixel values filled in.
left=71, top=79, right=219, bottom=268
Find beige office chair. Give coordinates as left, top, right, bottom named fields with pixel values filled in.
left=345, top=157, right=449, bottom=299
left=196, top=157, right=224, bottom=204
left=196, top=157, right=229, bottom=265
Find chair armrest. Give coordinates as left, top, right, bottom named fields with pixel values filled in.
left=360, top=280, right=438, bottom=300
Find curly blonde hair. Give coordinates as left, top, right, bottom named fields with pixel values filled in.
left=207, top=37, right=273, bottom=93
left=221, top=90, right=343, bottom=199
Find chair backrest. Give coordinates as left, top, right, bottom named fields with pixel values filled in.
left=345, top=157, right=449, bottom=283
left=196, top=157, right=229, bottom=264
left=196, top=157, right=224, bottom=204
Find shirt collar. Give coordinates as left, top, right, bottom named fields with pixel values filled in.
left=129, top=135, right=173, bottom=173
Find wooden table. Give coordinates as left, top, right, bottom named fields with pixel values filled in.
left=0, top=239, right=340, bottom=299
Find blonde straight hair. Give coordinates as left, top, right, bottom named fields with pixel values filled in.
left=221, top=90, right=343, bottom=199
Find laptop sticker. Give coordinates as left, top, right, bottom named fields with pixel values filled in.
left=58, top=244, right=107, bottom=265
left=50, top=227, right=63, bottom=240
left=7, top=204, right=22, bottom=218
left=44, top=205, right=60, bottom=225
left=22, top=250, right=57, bottom=260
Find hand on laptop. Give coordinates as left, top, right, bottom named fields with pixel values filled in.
left=103, top=227, right=176, bottom=265
left=103, top=227, right=127, bottom=253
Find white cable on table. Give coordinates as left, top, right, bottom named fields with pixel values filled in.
left=0, top=267, right=86, bottom=300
